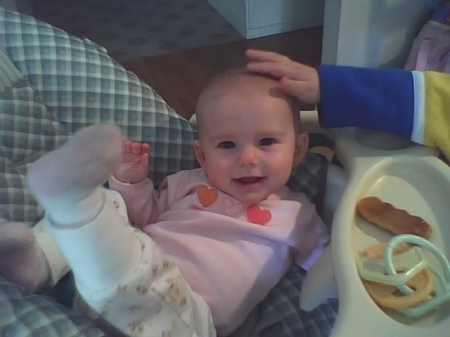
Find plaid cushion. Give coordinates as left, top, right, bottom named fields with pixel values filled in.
left=287, top=152, right=328, bottom=227
left=0, top=6, right=197, bottom=225
left=250, top=266, right=338, bottom=337
left=0, top=277, right=106, bottom=337
left=0, top=43, right=22, bottom=91
left=0, top=79, right=70, bottom=224
left=0, top=6, right=197, bottom=189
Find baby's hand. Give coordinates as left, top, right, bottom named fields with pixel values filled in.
left=113, top=141, right=150, bottom=184
left=245, top=49, right=320, bottom=104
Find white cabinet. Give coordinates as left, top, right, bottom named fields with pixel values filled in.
left=208, top=0, right=429, bottom=69
left=321, top=0, right=429, bottom=68
left=207, top=0, right=325, bottom=39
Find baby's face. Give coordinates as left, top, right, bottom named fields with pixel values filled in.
left=194, top=87, right=307, bottom=205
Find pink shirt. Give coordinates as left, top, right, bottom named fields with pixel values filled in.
left=109, top=168, right=329, bottom=335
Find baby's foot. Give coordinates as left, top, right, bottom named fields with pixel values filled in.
left=27, top=124, right=123, bottom=198
left=0, top=222, right=50, bottom=292
left=27, top=124, right=124, bottom=225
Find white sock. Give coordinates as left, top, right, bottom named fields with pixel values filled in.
left=40, top=188, right=105, bottom=227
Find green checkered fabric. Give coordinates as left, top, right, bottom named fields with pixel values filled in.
left=0, top=43, right=22, bottom=91
left=0, top=5, right=198, bottom=187
left=0, top=277, right=106, bottom=337
left=0, top=6, right=198, bottom=225
left=287, top=152, right=327, bottom=225
left=0, top=79, right=68, bottom=224
left=247, top=266, right=338, bottom=337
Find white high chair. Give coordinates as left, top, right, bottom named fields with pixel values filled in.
left=298, top=111, right=450, bottom=337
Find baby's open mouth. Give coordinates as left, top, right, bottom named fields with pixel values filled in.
left=234, top=177, right=265, bottom=186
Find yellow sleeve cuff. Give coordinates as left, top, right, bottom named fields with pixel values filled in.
left=423, top=71, right=450, bottom=160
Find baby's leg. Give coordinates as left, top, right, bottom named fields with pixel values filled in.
left=0, top=217, right=72, bottom=294
left=34, top=217, right=71, bottom=287
left=0, top=221, right=51, bottom=292
left=27, top=125, right=215, bottom=337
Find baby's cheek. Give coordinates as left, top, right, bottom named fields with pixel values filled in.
left=206, top=154, right=229, bottom=173
left=205, top=165, right=227, bottom=185
left=270, top=153, right=294, bottom=171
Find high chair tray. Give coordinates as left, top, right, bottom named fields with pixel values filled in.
left=332, top=153, right=450, bottom=335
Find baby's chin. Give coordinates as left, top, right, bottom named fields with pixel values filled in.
left=232, top=191, right=272, bottom=205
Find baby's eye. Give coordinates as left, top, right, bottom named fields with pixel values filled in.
left=218, top=141, right=236, bottom=149
left=259, top=138, right=276, bottom=146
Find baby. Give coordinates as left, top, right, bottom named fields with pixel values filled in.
left=26, top=69, right=329, bottom=336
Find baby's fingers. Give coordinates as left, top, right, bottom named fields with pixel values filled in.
left=122, top=152, right=138, bottom=163
left=131, top=142, right=143, bottom=154
left=141, top=143, right=151, bottom=155
left=123, top=141, right=150, bottom=155
left=122, top=141, right=150, bottom=163
left=123, top=140, right=133, bottom=153
left=139, top=151, right=149, bottom=164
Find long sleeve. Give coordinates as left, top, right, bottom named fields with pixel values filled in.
left=294, top=215, right=329, bottom=271
left=286, top=191, right=330, bottom=271
left=318, top=65, right=450, bottom=160
left=108, top=177, right=170, bottom=228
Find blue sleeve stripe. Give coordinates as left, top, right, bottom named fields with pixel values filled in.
left=318, top=65, right=415, bottom=141
left=411, top=71, right=425, bottom=144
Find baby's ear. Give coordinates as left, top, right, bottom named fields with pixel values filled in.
left=193, top=140, right=206, bottom=167
left=293, top=133, right=309, bottom=165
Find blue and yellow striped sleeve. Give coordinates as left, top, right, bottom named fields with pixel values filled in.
left=317, top=65, right=450, bottom=160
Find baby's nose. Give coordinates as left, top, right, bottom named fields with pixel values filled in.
left=237, top=146, right=259, bottom=167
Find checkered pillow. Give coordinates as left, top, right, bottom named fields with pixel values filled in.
left=248, top=266, right=338, bottom=337
left=0, top=276, right=106, bottom=337
left=0, top=7, right=197, bottom=225
left=0, top=6, right=197, bottom=187
left=287, top=152, right=328, bottom=227
left=0, top=79, right=70, bottom=224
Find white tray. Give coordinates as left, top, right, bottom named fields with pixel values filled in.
left=302, top=128, right=450, bottom=336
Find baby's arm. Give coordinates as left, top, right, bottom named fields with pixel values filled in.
left=294, top=214, right=330, bottom=271
left=290, top=193, right=330, bottom=271
left=109, top=170, right=190, bottom=229
left=108, top=177, right=170, bottom=228
left=108, top=140, right=172, bottom=227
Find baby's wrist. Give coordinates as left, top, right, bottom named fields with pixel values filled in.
left=111, top=174, right=146, bottom=185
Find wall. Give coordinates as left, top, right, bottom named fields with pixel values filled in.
left=321, top=0, right=429, bottom=68
left=1, top=0, right=33, bottom=15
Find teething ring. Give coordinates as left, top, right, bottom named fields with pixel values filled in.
left=363, top=268, right=434, bottom=310
left=383, top=234, right=450, bottom=295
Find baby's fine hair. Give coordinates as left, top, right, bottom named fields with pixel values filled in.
left=195, top=67, right=302, bottom=133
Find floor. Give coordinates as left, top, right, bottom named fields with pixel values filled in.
left=32, top=0, right=324, bottom=121
left=122, top=27, right=324, bottom=120
left=33, top=0, right=243, bottom=62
